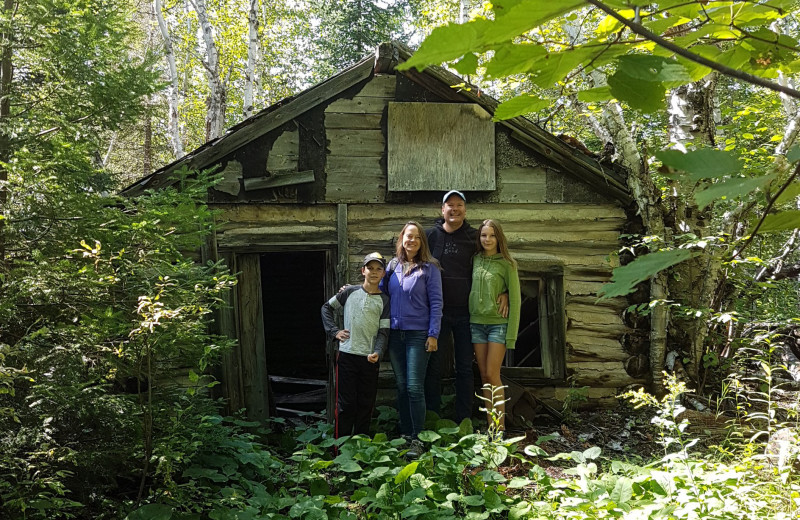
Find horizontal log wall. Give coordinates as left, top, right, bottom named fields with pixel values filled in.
left=345, top=203, right=642, bottom=391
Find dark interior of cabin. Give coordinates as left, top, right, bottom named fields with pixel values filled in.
left=260, top=251, right=329, bottom=414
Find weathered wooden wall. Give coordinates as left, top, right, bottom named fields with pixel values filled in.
left=205, top=71, right=644, bottom=409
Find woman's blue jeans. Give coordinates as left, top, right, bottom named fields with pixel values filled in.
left=389, top=330, right=430, bottom=437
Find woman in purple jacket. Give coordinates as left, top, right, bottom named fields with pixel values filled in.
left=383, top=221, right=443, bottom=449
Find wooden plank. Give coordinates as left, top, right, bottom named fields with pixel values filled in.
left=122, top=55, right=376, bottom=196
left=266, top=125, right=299, bottom=172
left=498, top=166, right=547, bottom=203
left=387, top=102, right=495, bottom=191
left=243, top=170, right=315, bottom=191
left=325, top=112, right=382, bottom=130
left=325, top=156, right=385, bottom=203
left=218, top=227, right=337, bottom=249
left=218, top=252, right=243, bottom=413
left=355, top=73, right=396, bottom=97
left=328, top=129, right=385, bottom=156
left=237, top=254, right=270, bottom=420
left=570, top=361, right=644, bottom=387
left=326, top=96, right=391, bottom=114
left=568, top=340, right=628, bottom=362
left=213, top=204, right=337, bottom=227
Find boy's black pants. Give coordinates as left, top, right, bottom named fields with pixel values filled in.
left=336, top=351, right=379, bottom=438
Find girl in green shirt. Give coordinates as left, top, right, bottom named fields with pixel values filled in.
left=469, top=219, right=521, bottom=432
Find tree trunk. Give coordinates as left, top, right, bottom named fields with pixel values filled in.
left=191, top=0, right=225, bottom=140
left=665, top=74, right=735, bottom=389
left=153, top=0, right=184, bottom=158
left=599, top=101, right=673, bottom=391
left=0, top=0, right=14, bottom=271
left=244, top=0, right=260, bottom=118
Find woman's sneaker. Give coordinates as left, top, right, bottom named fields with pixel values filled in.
left=406, top=439, right=425, bottom=459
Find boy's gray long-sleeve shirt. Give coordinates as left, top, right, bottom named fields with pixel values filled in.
left=320, top=285, right=390, bottom=359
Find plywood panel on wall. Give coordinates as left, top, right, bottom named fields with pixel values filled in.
left=388, top=102, right=495, bottom=191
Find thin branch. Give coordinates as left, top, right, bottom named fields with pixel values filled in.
left=584, top=0, right=800, bottom=100
left=730, top=160, right=800, bottom=260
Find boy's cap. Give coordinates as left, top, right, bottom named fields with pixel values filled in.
left=442, top=190, right=466, bottom=203
left=361, top=252, right=386, bottom=268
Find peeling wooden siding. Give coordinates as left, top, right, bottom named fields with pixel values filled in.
left=324, top=74, right=394, bottom=203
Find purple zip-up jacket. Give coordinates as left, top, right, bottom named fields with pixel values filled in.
left=382, top=260, right=443, bottom=338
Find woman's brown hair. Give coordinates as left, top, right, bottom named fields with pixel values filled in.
left=394, top=221, right=439, bottom=268
left=477, top=219, right=517, bottom=268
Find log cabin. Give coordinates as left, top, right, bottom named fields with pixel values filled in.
left=123, top=42, right=649, bottom=424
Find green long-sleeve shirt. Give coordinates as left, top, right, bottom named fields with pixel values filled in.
left=468, top=253, right=521, bottom=350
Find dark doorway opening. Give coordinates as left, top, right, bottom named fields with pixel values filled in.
left=260, top=251, right=329, bottom=415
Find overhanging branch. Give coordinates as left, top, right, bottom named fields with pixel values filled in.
left=585, top=0, right=800, bottom=100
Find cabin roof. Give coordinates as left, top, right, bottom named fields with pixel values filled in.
left=122, top=41, right=631, bottom=204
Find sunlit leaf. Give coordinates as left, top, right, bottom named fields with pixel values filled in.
left=485, top=43, right=547, bottom=77
left=578, top=86, right=613, bottom=102
left=453, top=53, right=479, bottom=75
left=657, top=149, right=742, bottom=179
left=494, top=94, right=550, bottom=120
left=394, top=461, right=419, bottom=483
left=400, top=0, right=583, bottom=71
left=753, top=210, right=800, bottom=234
left=598, top=249, right=697, bottom=299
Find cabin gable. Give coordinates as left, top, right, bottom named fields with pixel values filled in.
left=124, top=42, right=647, bottom=419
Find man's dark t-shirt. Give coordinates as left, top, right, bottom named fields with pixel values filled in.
left=426, top=219, right=477, bottom=317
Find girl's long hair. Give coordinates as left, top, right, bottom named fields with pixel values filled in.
left=477, top=219, right=517, bottom=268
left=395, top=221, right=439, bottom=268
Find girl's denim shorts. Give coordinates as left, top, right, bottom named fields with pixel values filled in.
left=470, top=323, right=508, bottom=345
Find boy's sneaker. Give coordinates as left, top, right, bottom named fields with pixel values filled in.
left=406, top=439, right=425, bottom=458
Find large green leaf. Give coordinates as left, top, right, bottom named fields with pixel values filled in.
left=775, top=183, right=800, bottom=205
left=695, top=174, right=776, bottom=209
left=578, top=86, right=614, bottom=102
left=598, top=249, right=697, bottom=299
left=607, top=73, right=665, bottom=113
left=485, top=43, right=548, bottom=78
left=399, top=0, right=583, bottom=71
left=753, top=210, right=800, bottom=234
left=125, top=504, right=173, bottom=520
left=494, top=94, right=551, bottom=120
left=399, top=20, right=492, bottom=70
left=395, top=461, right=419, bottom=483
left=615, top=55, right=692, bottom=83
left=787, top=145, right=800, bottom=163
left=656, top=149, right=742, bottom=179
left=528, top=47, right=603, bottom=88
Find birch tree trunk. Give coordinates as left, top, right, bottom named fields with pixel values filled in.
left=666, top=74, right=724, bottom=386
left=153, top=0, right=184, bottom=158
left=598, top=102, right=672, bottom=391
left=244, top=0, right=261, bottom=118
left=0, top=0, right=13, bottom=270
left=190, top=0, right=226, bottom=140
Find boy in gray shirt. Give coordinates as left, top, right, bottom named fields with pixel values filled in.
left=321, top=252, right=391, bottom=437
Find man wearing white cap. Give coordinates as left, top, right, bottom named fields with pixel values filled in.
left=426, top=190, right=508, bottom=424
